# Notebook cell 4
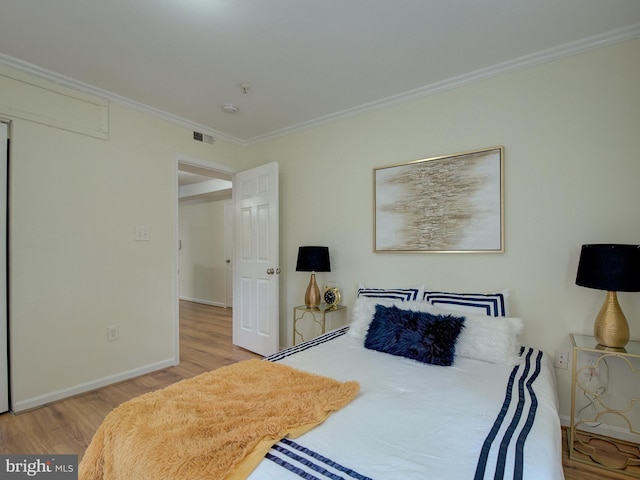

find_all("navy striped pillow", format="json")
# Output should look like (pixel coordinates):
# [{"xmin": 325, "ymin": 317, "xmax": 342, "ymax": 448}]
[
  {"xmin": 422, "ymin": 290, "xmax": 508, "ymax": 317},
  {"xmin": 357, "ymin": 287, "xmax": 422, "ymax": 301}
]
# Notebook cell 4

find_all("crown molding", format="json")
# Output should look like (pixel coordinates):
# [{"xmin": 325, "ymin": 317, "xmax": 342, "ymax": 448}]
[
  {"xmin": 0, "ymin": 53, "xmax": 243, "ymax": 146},
  {"xmin": 1, "ymin": 22, "xmax": 639, "ymax": 148},
  {"xmin": 244, "ymin": 23, "xmax": 640, "ymax": 145}
]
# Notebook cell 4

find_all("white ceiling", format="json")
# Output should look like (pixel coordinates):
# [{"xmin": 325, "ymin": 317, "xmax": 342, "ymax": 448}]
[
  {"xmin": 1, "ymin": 1, "xmax": 640, "ymax": 146},
  {"xmin": 178, "ymin": 164, "xmax": 232, "ymax": 198},
  {"xmin": 178, "ymin": 170, "xmax": 218, "ymax": 187},
  {"xmin": 178, "ymin": 169, "xmax": 232, "ymax": 201}
]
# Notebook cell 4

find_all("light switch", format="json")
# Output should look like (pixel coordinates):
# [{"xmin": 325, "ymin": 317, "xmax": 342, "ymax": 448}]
[{"xmin": 135, "ymin": 226, "xmax": 150, "ymax": 241}]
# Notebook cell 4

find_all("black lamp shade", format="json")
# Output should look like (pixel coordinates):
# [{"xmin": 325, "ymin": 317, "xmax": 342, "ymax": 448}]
[
  {"xmin": 576, "ymin": 244, "xmax": 640, "ymax": 292},
  {"xmin": 296, "ymin": 246, "xmax": 330, "ymax": 272}
]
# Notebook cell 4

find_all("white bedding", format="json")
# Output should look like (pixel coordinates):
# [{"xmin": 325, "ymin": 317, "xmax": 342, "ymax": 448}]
[{"xmin": 249, "ymin": 327, "xmax": 564, "ymax": 480}]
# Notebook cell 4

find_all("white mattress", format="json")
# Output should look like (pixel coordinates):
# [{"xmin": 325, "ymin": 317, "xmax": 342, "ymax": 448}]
[{"xmin": 249, "ymin": 327, "xmax": 564, "ymax": 480}]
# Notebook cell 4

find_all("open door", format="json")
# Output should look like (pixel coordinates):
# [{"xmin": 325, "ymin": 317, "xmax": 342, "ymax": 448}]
[{"xmin": 232, "ymin": 162, "xmax": 279, "ymax": 356}]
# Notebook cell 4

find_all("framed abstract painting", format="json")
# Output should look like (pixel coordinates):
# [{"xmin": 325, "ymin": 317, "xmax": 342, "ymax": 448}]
[{"xmin": 374, "ymin": 146, "xmax": 504, "ymax": 253}]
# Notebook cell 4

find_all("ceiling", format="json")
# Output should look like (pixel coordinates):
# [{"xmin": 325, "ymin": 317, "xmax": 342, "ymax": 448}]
[
  {"xmin": 178, "ymin": 164, "xmax": 232, "ymax": 199},
  {"xmin": 1, "ymin": 1, "xmax": 640, "ymax": 146}
]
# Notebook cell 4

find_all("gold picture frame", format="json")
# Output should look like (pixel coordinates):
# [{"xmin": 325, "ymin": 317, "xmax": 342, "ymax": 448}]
[{"xmin": 374, "ymin": 146, "xmax": 504, "ymax": 253}]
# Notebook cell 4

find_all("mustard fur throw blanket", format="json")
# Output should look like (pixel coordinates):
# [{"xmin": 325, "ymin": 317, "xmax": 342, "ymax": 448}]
[{"xmin": 79, "ymin": 359, "xmax": 359, "ymax": 480}]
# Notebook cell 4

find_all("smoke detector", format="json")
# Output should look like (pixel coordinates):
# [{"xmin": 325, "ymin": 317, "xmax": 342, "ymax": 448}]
[{"xmin": 221, "ymin": 103, "xmax": 238, "ymax": 114}]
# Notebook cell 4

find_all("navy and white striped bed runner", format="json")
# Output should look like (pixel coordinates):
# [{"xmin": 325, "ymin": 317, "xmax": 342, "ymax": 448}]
[
  {"xmin": 265, "ymin": 328, "xmax": 543, "ymax": 479},
  {"xmin": 265, "ymin": 326, "xmax": 350, "ymax": 362},
  {"xmin": 266, "ymin": 438, "xmax": 373, "ymax": 480},
  {"xmin": 474, "ymin": 346, "xmax": 543, "ymax": 480},
  {"xmin": 265, "ymin": 327, "xmax": 373, "ymax": 479}
]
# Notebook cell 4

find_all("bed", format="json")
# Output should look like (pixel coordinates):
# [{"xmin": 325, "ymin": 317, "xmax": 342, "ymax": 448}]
[{"xmin": 79, "ymin": 288, "xmax": 564, "ymax": 480}]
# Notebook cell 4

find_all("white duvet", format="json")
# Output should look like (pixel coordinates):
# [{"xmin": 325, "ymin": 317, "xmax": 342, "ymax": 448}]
[{"xmin": 248, "ymin": 327, "xmax": 564, "ymax": 480}]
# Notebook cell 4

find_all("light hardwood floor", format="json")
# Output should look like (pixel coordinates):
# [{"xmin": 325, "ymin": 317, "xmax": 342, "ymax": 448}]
[
  {"xmin": 562, "ymin": 427, "xmax": 639, "ymax": 479},
  {"xmin": 0, "ymin": 300, "xmax": 260, "ymax": 457},
  {"xmin": 0, "ymin": 300, "xmax": 636, "ymax": 479}
]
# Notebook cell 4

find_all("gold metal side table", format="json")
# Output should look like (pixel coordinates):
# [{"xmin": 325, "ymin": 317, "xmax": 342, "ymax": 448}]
[
  {"xmin": 569, "ymin": 333, "xmax": 640, "ymax": 477},
  {"xmin": 293, "ymin": 304, "xmax": 347, "ymax": 345}
]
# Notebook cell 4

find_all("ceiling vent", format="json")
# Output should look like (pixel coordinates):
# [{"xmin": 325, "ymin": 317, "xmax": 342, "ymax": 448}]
[{"xmin": 193, "ymin": 131, "xmax": 214, "ymax": 144}]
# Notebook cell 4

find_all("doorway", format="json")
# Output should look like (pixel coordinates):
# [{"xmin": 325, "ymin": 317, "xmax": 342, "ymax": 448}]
[
  {"xmin": 175, "ymin": 158, "xmax": 280, "ymax": 358},
  {"xmin": 174, "ymin": 156, "xmax": 236, "ymax": 362},
  {"xmin": 177, "ymin": 159, "xmax": 234, "ymax": 306}
]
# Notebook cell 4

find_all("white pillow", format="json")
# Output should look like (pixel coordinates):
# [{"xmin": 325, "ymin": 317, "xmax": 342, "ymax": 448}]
[
  {"xmin": 456, "ymin": 314, "xmax": 523, "ymax": 366},
  {"xmin": 348, "ymin": 297, "xmax": 523, "ymax": 366},
  {"xmin": 348, "ymin": 297, "xmax": 384, "ymax": 340}
]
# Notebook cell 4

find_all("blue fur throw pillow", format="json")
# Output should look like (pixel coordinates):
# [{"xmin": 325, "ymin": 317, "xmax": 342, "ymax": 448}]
[{"xmin": 364, "ymin": 304, "xmax": 465, "ymax": 366}]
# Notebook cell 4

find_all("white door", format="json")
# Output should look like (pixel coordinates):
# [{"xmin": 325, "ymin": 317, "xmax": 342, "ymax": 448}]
[
  {"xmin": 232, "ymin": 162, "xmax": 279, "ymax": 356},
  {"xmin": 0, "ymin": 122, "xmax": 8, "ymax": 413},
  {"xmin": 224, "ymin": 200, "xmax": 233, "ymax": 308}
]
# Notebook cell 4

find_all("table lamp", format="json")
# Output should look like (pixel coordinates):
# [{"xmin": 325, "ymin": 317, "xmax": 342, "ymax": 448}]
[
  {"xmin": 296, "ymin": 246, "xmax": 330, "ymax": 308},
  {"xmin": 575, "ymin": 244, "xmax": 640, "ymax": 349}
]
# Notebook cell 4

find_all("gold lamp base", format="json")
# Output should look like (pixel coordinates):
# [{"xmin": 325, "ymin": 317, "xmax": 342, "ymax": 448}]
[
  {"xmin": 304, "ymin": 272, "xmax": 321, "ymax": 309},
  {"xmin": 593, "ymin": 291, "xmax": 629, "ymax": 349}
]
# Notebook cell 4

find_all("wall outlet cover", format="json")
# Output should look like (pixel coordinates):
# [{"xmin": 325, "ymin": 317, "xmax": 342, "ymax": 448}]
[{"xmin": 554, "ymin": 350, "xmax": 569, "ymax": 369}]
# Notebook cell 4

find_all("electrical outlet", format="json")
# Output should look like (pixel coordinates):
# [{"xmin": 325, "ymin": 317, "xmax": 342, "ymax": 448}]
[
  {"xmin": 107, "ymin": 325, "xmax": 119, "ymax": 342},
  {"xmin": 554, "ymin": 350, "xmax": 569, "ymax": 369},
  {"xmin": 582, "ymin": 352, "xmax": 600, "ymax": 376}
]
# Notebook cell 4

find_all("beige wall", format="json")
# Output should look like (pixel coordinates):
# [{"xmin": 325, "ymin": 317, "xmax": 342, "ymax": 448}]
[
  {"xmin": 6, "ymin": 81, "xmax": 250, "ymax": 410},
  {"xmin": 178, "ymin": 198, "xmax": 227, "ymax": 306},
  {"xmin": 3, "ymin": 38, "xmax": 639, "ymax": 423},
  {"xmin": 246, "ymin": 38, "xmax": 640, "ymax": 423}
]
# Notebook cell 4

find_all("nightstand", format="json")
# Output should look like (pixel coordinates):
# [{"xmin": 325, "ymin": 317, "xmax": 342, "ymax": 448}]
[
  {"xmin": 569, "ymin": 333, "xmax": 640, "ymax": 477},
  {"xmin": 293, "ymin": 304, "xmax": 347, "ymax": 345}
]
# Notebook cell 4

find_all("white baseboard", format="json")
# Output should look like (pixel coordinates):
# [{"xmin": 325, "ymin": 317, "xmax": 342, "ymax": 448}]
[
  {"xmin": 179, "ymin": 296, "xmax": 226, "ymax": 308},
  {"xmin": 12, "ymin": 358, "xmax": 177, "ymax": 413}
]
